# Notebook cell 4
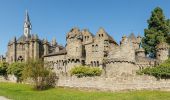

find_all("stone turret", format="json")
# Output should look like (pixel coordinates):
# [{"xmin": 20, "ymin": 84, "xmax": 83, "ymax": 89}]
[
  {"xmin": 43, "ymin": 38, "xmax": 49, "ymax": 55},
  {"xmin": 136, "ymin": 48, "xmax": 145, "ymax": 57},
  {"xmin": 106, "ymin": 35, "xmax": 137, "ymax": 77},
  {"xmin": 66, "ymin": 28, "xmax": 83, "ymax": 58},
  {"xmin": 128, "ymin": 33, "xmax": 141, "ymax": 50},
  {"xmin": 51, "ymin": 38, "xmax": 57, "ymax": 46},
  {"xmin": 156, "ymin": 42, "xmax": 169, "ymax": 62},
  {"xmin": 34, "ymin": 34, "xmax": 39, "ymax": 59},
  {"xmin": 25, "ymin": 38, "xmax": 29, "ymax": 61},
  {"xmin": 12, "ymin": 37, "xmax": 17, "ymax": 62},
  {"xmin": 137, "ymin": 35, "xmax": 142, "ymax": 47},
  {"xmin": 66, "ymin": 28, "xmax": 84, "ymax": 71}
]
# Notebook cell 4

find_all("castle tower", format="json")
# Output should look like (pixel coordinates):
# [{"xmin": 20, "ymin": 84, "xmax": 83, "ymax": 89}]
[
  {"xmin": 24, "ymin": 10, "xmax": 31, "ymax": 38},
  {"xmin": 29, "ymin": 35, "xmax": 34, "ymax": 59},
  {"xmin": 43, "ymin": 38, "xmax": 49, "ymax": 55},
  {"xmin": 34, "ymin": 34, "xmax": 39, "ymax": 59},
  {"xmin": 128, "ymin": 33, "xmax": 141, "ymax": 50},
  {"xmin": 156, "ymin": 42, "xmax": 169, "ymax": 61},
  {"xmin": 12, "ymin": 37, "xmax": 16, "ymax": 62},
  {"xmin": 25, "ymin": 38, "xmax": 29, "ymax": 61},
  {"xmin": 51, "ymin": 37, "xmax": 57, "ymax": 46},
  {"xmin": 66, "ymin": 28, "xmax": 84, "ymax": 71},
  {"xmin": 136, "ymin": 48, "xmax": 145, "ymax": 57},
  {"xmin": 66, "ymin": 28, "xmax": 83, "ymax": 58},
  {"xmin": 137, "ymin": 35, "xmax": 142, "ymax": 46}
]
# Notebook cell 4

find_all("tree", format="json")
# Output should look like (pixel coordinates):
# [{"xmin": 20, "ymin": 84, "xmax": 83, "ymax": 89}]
[
  {"xmin": 7, "ymin": 62, "xmax": 25, "ymax": 82},
  {"xmin": 137, "ymin": 58, "xmax": 170, "ymax": 79},
  {"xmin": 142, "ymin": 7, "xmax": 170, "ymax": 57},
  {"xmin": 0, "ymin": 62, "xmax": 9, "ymax": 77},
  {"xmin": 22, "ymin": 59, "xmax": 57, "ymax": 90}
]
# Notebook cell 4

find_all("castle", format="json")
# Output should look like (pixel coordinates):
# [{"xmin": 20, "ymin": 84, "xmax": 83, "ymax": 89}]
[{"xmin": 6, "ymin": 11, "xmax": 170, "ymax": 77}]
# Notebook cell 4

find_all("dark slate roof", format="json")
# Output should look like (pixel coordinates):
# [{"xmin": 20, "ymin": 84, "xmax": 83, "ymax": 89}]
[
  {"xmin": 128, "ymin": 33, "xmax": 136, "ymax": 40},
  {"xmin": 17, "ymin": 35, "xmax": 31, "ymax": 42},
  {"xmin": 43, "ymin": 49, "xmax": 67, "ymax": 57}
]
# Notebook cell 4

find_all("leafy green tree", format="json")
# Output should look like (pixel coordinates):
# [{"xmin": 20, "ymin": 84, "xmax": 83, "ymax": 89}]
[
  {"xmin": 137, "ymin": 58, "xmax": 170, "ymax": 79},
  {"xmin": 0, "ymin": 62, "xmax": 9, "ymax": 77},
  {"xmin": 142, "ymin": 7, "xmax": 170, "ymax": 57},
  {"xmin": 22, "ymin": 59, "xmax": 57, "ymax": 90},
  {"xmin": 7, "ymin": 62, "xmax": 25, "ymax": 82}
]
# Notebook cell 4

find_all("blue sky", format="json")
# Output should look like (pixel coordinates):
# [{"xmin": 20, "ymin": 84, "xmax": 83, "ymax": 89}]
[{"xmin": 0, "ymin": 0, "xmax": 170, "ymax": 55}]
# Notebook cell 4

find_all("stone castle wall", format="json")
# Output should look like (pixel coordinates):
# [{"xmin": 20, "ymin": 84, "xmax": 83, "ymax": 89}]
[{"xmin": 57, "ymin": 75, "xmax": 170, "ymax": 91}]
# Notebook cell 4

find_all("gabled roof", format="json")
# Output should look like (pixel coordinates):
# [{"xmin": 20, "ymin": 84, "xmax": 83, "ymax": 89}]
[
  {"xmin": 128, "ymin": 33, "xmax": 136, "ymax": 40},
  {"xmin": 96, "ymin": 28, "xmax": 118, "ymax": 44},
  {"xmin": 81, "ymin": 29, "xmax": 94, "ymax": 37}
]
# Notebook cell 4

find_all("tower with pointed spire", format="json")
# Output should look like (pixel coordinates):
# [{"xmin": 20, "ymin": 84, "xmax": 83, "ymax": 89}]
[
  {"xmin": 6, "ymin": 10, "xmax": 62, "ymax": 63},
  {"xmin": 24, "ymin": 10, "xmax": 32, "ymax": 38}
]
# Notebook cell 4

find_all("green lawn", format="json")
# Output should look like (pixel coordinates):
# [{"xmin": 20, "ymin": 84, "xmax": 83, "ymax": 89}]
[{"xmin": 0, "ymin": 82, "xmax": 170, "ymax": 100}]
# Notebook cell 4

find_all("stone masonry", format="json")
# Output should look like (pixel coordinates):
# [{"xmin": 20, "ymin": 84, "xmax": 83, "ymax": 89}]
[{"xmin": 3, "ymin": 11, "xmax": 170, "ymax": 91}]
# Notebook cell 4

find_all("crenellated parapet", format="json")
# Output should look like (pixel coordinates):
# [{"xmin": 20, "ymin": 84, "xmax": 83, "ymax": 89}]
[{"xmin": 156, "ymin": 42, "xmax": 169, "ymax": 62}]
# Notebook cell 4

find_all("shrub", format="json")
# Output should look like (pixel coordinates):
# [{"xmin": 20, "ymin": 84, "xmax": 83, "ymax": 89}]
[
  {"xmin": 137, "ymin": 58, "xmax": 170, "ymax": 79},
  {"xmin": 22, "ymin": 59, "xmax": 58, "ymax": 90},
  {"xmin": 0, "ymin": 61, "xmax": 9, "ymax": 77},
  {"xmin": 70, "ymin": 66, "xmax": 102, "ymax": 78},
  {"xmin": 7, "ymin": 62, "xmax": 25, "ymax": 82}
]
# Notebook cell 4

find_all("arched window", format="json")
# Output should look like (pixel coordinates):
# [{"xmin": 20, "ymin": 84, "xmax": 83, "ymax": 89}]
[
  {"xmin": 17, "ymin": 56, "xmax": 24, "ymax": 62},
  {"xmin": 97, "ymin": 61, "xmax": 99, "ymax": 66},
  {"xmin": 91, "ymin": 61, "xmax": 93, "ymax": 66},
  {"xmin": 94, "ymin": 61, "xmax": 96, "ymax": 67},
  {"xmin": 92, "ymin": 45, "xmax": 94, "ymax": 52}
]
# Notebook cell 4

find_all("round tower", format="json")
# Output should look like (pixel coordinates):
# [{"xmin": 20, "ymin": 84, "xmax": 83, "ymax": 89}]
[
  {"xmin": 12, "ymin": 37, "xmax": 17, "ymax": 62},
  {"xmin": 135, "ymin": 48, "xmax": 145, "ymax": 57},
  {"xmin": 34, "ymin": 34, "xmax": 39, "ymax": 59},
  {"xmin": 43, "ymin": 38, "xmax": 49, "ymax": 56},
  {"xmin": 156, "ymin": 42, "xmax": 169, "ymax": 61},
  {"xmin": 66, "ymin": 28, "xmax": 83, "ymax": 58},
  {"xmin": 51, "ymin": 37, "xmax": 57, "ymax": 46}
]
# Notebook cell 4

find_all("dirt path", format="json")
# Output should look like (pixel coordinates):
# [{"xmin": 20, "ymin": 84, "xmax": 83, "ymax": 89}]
[{"xmin": 0, "ymin": 96, "xmax": 11, "ymax": 100}]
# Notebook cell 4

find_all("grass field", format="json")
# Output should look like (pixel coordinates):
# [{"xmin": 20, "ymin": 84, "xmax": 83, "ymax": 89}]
[{"xmin": 0, "ymin": 82, "xmax": 170, "ymax": 100}]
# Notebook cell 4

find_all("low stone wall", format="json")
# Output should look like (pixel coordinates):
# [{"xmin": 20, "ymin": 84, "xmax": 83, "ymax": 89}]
[
  {"xmin": 0, "ymin": 75, "xmax": 17, "ymax": 83},
  {"xmin": 1, "ymin": 74, "xmax": 170, "ymax": 91},
  {"xmin": 57, "ymin": 75, "xmax": 170, "ymax": 91}
]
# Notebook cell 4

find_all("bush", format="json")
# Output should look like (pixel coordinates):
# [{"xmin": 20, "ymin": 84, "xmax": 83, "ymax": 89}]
[
  {"xmin": 7, "ymin": 62, "xmax": 25, "ymax": 82},
  {"xmin": 70, "ymin": 66, "xmax": 102, "ymax": 78},
  {"xmin": 137, "ymin": 58, "xmax": 170, "ymax": 79},
  {"xmin": 0, "ymin": 62, "xmax": 9, "ymax": 77},
  {"xmin": 22, "ymin": 59, "xmax": 58, "ymax": 90}
]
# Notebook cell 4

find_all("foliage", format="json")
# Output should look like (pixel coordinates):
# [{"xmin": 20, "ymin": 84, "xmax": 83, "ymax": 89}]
[
  {"xmin": 22, "ymin": 59, "xmax": 58, "ymax": 90},
  {"xmin": 137, "ymin": 58, "xmax": 170, "ymax": 79},
  {"xmin": 0, "ymin": 82, "xmax": 170, "ymax": 100},
  {"xmin": 70, "ymin": 66, "xmax": 102, "ymax": 78},
  {"xmin": 0, "ymin": 61, "xmax": 9, "ymax": 76},
  {"xmin": 7, "ymin": 62, "xmax": 25, "ymax": 82},
  {"xmin": 142, "ymin": 7, "xmax": 170, "ymax": 57}
]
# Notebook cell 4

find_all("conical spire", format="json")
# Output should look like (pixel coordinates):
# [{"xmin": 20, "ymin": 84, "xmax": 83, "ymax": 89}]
[
  {"xmin": 24, "ymin": 10, "xmax": 31, "ymax": 28},
  {"xmin": 24, "ymin": 10, "xmax": 32, "ymax": 37},
  {"xmin": 25, "ymin": 10, "xmax": 30, "ymax": 22}
]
